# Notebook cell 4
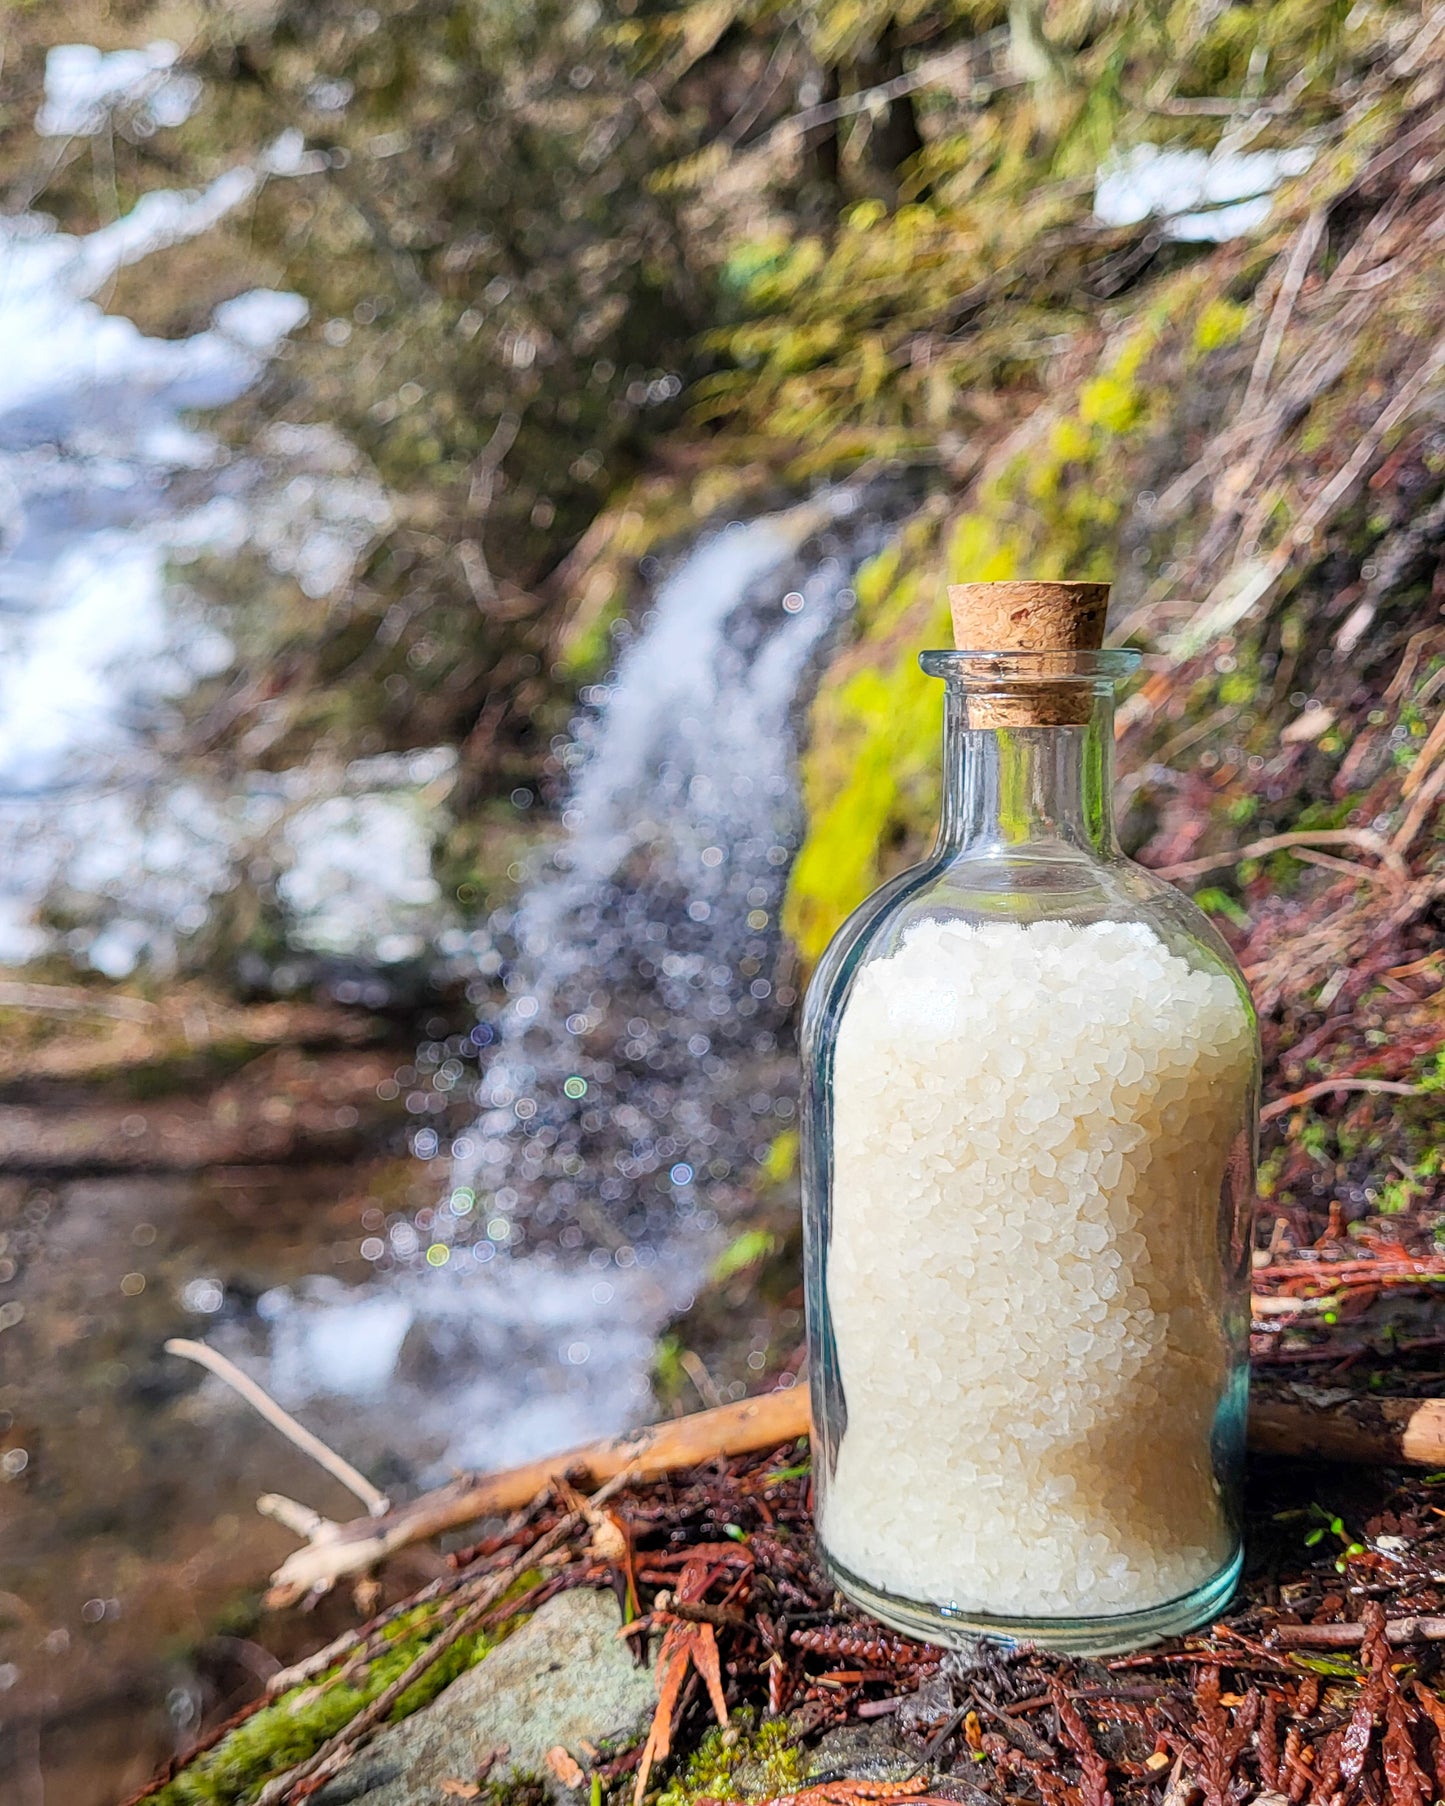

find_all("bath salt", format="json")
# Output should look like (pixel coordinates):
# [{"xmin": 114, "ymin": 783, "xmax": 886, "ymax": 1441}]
[{"xmin": 821, "ymin": 916, "xmax": 1254, "ymax": 1621}]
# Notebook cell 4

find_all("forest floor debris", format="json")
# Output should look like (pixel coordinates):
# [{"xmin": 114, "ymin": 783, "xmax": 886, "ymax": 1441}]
[{"xmin": 130, "ymin": 1382, "xmax": 1445, "ymax": 1806}]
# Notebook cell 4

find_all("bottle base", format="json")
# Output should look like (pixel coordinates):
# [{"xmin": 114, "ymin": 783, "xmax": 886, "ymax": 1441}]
[{"xmin": 820, "ymin": 1547, "xmax": 1243, "ymax": 1656}]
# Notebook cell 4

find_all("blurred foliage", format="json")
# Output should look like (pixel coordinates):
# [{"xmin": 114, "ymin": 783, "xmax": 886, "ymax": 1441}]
[
  {"xmin": 622, "ymin": 0, "xmax": 1392, "ymax": 460},
  {"xmin": 6, "ymin": 0, "xmax": 1445, "ymax": 1001},
  {"xmin": 0, "ymin": 0, "xmax": 718, "ymax": 803}
]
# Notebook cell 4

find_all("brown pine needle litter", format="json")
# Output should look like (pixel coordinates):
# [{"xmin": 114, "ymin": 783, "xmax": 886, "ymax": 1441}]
[{"xmin": 131, "ymin": 1427, "xmax": 1445, "ymax": 1806}]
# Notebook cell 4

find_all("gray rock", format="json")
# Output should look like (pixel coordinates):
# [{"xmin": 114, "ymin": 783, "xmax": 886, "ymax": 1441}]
[
  {"xmin": 803, "ymin": 1720, "xmax": 909, "ymax": 1781},
  {"xmin": 314, "ymin": 1587, "xmax": 657, "ymax": 1806}
]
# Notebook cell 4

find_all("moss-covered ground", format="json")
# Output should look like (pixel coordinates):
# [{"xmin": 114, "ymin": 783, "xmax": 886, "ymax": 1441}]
[{"xmin": 135, "ymin": 1595, "xmax": 530, "ymax": 1806}]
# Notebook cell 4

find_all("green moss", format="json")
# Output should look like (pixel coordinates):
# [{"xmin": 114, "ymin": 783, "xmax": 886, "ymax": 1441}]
[
  {"xmin": 557, "ymin": 597, "xmax": 626, "ymax": 681},
  {"xmin": 1194, "ymin": 887, "xmax": 1252, "ymax": 930},
  {"xmin": 655, "ymin": 1712, "xmax": 809, "ymax": 1806},
  {"xmin": 1193, "ymin": 298, "xmax": 1254, "ymax": 354},
  {"xmin": 652, "ymin": 1332, "xmax": 690, "ymax": 1409},
  {"xmin": 780, "ymin": 511, "xmax": 950, "ymax": 964},
  {"xmin": 136, "ymin": 1600, "xmax": 534, "ymax": 1806},
  {"xmin": 782, "ymin": 298, "xmax": 1193, "ymax": 967}
]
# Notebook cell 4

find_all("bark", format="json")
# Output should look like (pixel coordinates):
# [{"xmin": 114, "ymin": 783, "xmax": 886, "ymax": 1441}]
[{"xmin": 1248, "ymin": 1380, "xmax": 1445, "ymax": 1469}]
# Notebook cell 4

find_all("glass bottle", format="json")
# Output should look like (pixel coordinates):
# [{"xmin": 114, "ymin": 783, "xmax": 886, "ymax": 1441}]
[{"xmin": 801, "ymin": 617, "xmax": 1259, "ymax": 1655}]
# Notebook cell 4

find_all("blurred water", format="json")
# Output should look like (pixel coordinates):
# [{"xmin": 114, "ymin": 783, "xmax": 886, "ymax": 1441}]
[
  {"xmin": 453, "ymin": 496, "xmax": 874, "ymax": 1256},
  {"xmin": 0, "ymin": 113, "xmax": 405, "ymax": 976},
  {"xmin": 218, "ymin": 497, "xmax": 884, "ymax": 1477},
  {"xmin": 0, "ymin": 40, "xmax": 901, "ymax": 1798}
]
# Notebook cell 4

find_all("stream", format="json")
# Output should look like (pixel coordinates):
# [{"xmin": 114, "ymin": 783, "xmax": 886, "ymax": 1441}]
[
  {"xmin": 0, "ymin": 499, "xmax": 880, "ymax": 1800},
  {"xmin": 0, "ymin": 46, "xmax": 893, "ymax": 1799}
]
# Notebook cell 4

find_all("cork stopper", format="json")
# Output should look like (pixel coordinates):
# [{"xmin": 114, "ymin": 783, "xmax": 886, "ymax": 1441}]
[{"xmin": 946, "ymin": 580, "xmax": 1111, "ymax": 727}]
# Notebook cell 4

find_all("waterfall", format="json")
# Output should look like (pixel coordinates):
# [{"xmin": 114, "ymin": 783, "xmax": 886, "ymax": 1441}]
[
  {"xmin": 449, "ymin": 491, "xmax": 880, "ymax": 1257},
  {"xmin": 224, "ymin": 490, "xmax": 892, "ymax": 1475}
]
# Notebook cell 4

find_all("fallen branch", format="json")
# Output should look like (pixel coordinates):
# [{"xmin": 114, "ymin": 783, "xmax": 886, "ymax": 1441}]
[
  {"xmin": 265, "ymin": 1382, "xmax": 1445, "ymax": 1605},
  {"xmin": 1247, "ymin": 1386, "xmax": 1445, "ymax": 1470},
  {"xmin": 265, "ymin": 1386, "xmax": 808, "ymax": 1605}
]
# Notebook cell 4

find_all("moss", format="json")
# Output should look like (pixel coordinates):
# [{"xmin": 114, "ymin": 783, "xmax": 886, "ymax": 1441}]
[
  {"xmin": 1193, "ymin": 298, "xmax": 1254, "ymax": 354},
  {"xmin": 136, "ymin": 1599, "xmax": 534, "ymax": 1806},
  {"xmin": 652, "ymin": 1331, "xmax": 691, "ymax": 1409},
  {"xmin": 783, "ymin": 517, "xmax": 949, "ymax": 966},
  {"xmin": 477, "ymin": 1775, "xmax": 549, "ymax": 1806},
  {"xmin": 656, "ymin": 1712, "xmax": 809, "ymax": 1806},
  {"xmin": 782, "ymin": 293, "xmax": 1197, "ymax": 967}
]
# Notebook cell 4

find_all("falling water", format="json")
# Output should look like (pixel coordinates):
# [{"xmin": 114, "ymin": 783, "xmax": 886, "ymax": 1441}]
[
  {"xmin": 451, "ymin": 490, "xmax": 882, "ymax": 1256},
  {"xmin": 2, "ymin": 41, "xmax": 899, "ymax": 1784},
  {"xmin": 221, "ymin": 489, "xmax": 892, "ymax": 1477}
]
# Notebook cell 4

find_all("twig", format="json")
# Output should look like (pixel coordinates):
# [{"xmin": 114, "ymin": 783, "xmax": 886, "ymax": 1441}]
[
  {"xmin": 256, "ymin": 1476, "xmax": 629, "ymax": 1806},
  {"xmin": 1400, "ymin": 704, "xmax": 1445, "ymax": 803},
  {"xmin": 1252, "ymin": 1294, "xmax": 1342, "ymax": 1316},
  {"xmin": 1268, "ymin": 1619, "xmax": 1445, "ymax": 1649},
  {"xmin": 1284, "ymin": 335, "xmax": 1445, "ymax": 556},
  {"xmin": 257, "ymin": 1494, "xmax": 341, "ymax": 1541},
  {"xmin": 1155, "ymin": 828, "xmax": 1408, "ymax": 887},
  {"xmin": 1290, "ymin": 848, "xmax": 1383, "ymax": 884},
  {"xmin": 1238, "ymin": 209, "xmax": 1326, "ymax": 420},
  {"xmin": 1260, "ymin": 1078, "xmax": 1426, "ymax": 1122},
  {"xmin": 166, "ymin": 1338, "xmax": 389, "ymax": 1517},
  {"xmin": 0, "ymin": 981, "xmax": 158, "ymax": 1022},
  {"xmin": 1392, "ymin": 753, "xmax": 1445, "ymax": 856},
  {"xmin": 750, "ymin": 36, "xmax": 1007, "ymax": 151},
  {"xmin": 265, "ymin": 1387, "xmax": 810, "ymax": 1604}
]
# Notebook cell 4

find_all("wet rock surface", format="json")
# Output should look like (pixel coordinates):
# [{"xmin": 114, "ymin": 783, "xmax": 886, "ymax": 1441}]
[{"xmin": 313, "ymin": 1589, "xmax": 657, "ymax": 1806}]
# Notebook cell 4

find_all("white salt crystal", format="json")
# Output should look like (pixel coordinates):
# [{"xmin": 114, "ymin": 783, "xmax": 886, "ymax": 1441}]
[{"xmin": 821, "ymin": 917, "xmax": 1253, "ymax": 1621}]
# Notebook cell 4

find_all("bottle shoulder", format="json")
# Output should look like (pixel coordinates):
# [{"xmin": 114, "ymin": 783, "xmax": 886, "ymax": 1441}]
[
  {"xmin": 800, "ymin": 855, "xmax": 948, "ymax": 1052},
  {"xmin": 801, "ymin": 844, "xmax": 1257, "ymax": 1052}
]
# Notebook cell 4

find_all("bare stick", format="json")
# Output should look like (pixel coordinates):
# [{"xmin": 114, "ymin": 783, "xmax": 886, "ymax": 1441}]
[
  {"xmin": 1248, "ymin": 1386, "xmax": 1445, "ymax": 1470},
  {"xmin": 166, "ymin": 1338, "xmax": 389, "ymax": 1517},
  {"xmin": 1268, "ymin": 1618, "xmax": 1445, "ymax": 1649},
  {"xmin": 1237, "ymin": 209, "xmax": 1326, "ymax": 420},
  {"xmin": 257, "ymin": 1494, "xmax": 341, "ymax": 1540},
  {"xmin": 266, "ymin": 1386, "xmax": 808, "ymax": 1604},
  {"xmin": 1393, "ymin": 752, "xmax": 1445, "ymax": 857},
  {"xmin": 1155, "ymin": 828, "xmax": 1408, "ymax": 887},
  {"xmin": 1260, "ymin": 1078, "xmax": 1425, "ymax": 1122},
  {"xmin": 0, "ymin": 981, "xmax": 158, "ymax": 1022}
]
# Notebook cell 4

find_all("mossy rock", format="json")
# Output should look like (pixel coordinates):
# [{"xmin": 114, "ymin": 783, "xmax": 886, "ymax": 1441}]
[{"xmin": 309, "ymin": 1588, "xmax": 657, "ymax": 1806}]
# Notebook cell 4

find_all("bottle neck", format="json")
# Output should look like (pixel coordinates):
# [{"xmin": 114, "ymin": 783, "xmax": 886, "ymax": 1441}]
[{"xmin": 937, "ymin": 687, "xmax": 1118, "ymax": 859}]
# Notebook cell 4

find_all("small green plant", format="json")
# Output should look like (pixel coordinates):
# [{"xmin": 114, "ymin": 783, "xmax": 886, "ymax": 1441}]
[
  {"xmin": 1194, "ymin": 887, "xmax": 1251, "ymax": 930},
  {"xmin": 1302, "ymin": 1506, "xmax": 1366, "ymax": 1574}
]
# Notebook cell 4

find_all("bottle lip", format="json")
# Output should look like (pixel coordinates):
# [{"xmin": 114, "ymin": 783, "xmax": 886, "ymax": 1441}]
[{"xmin": 919, "ymin": 648, "xmax": 1142, "ymax": 684}]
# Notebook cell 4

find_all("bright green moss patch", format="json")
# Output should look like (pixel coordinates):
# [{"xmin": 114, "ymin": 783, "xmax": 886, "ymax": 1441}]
[
  {"xmin": 656, "ymin": 1712, "xmax": 809, "ymax": 1806},
  {"xmin": 137, "ymin": 1598, "xmax": 534, "ymax": 1806}
]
